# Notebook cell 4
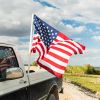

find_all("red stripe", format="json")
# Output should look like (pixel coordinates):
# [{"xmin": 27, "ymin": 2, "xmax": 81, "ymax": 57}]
[
  {"xmin": 36, "ymin": 47, "xmax": 41, "ymax": 61},
  {"xmin": 51, "ymin": 44, "xmax": 75, "ymax": 55},
  {"xmin": 54, "ymin": 38, "xmax": 59, "ymax": 42},
  {"xmin": 58, "ymin": 32, "xmax": 70, "ymax": 40},
  {"xmin": 32, "ymin": 43, "xmax": 37, "ymax": 46},
  {"xmin": 33, "ymin": 36, "xmax": 39, "ymax": 40},
  {"xmin": 66, "ymin": 41, "xmax": 83, "ymax": 54},
  {"xmin": 36, "ymin": 42, "xmax": 45, "ymax": 59},
  {"xmin": 77, "ymin": 42, "xmax": 85, "ymax": 50},
  {"xmin": 43, "ymin": 57, "xmax": 66, "ymax": 70},
  {"xmin": 33, "ymin": 37, "xmax": 40, "ymax": 42},
  {"xmin": 31, "ymin": 48, "xmax": 36, "ymax": 53},
  {"xmin": 48, "ymin": 51, "xmax": 69, "ymax": 63},
  {"xmin": 37, "ymin": 61, "xmax": 63, "ymax": 78}
]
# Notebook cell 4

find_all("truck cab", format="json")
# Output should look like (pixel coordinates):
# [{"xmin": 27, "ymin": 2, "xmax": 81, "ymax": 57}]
[{"xmin": 0, "ymin": 43, "xmax": 63, "ymax": 100}]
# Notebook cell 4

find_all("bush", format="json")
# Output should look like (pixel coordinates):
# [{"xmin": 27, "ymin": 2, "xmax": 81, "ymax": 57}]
[
  {"xmin": 66, "ymin": 65, "xmax": 85, "ymax": 75},
  {"xmin": 65, "ymin": 64, "xmax": 99, "ymax": 75},
  {"xmin": 83, "ymin": 64, "xmax": 95, "ymax": 74}
]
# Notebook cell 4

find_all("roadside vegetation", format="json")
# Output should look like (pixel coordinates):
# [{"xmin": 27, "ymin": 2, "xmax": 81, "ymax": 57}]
[{"xmin": 64, "ymin": 64, "xmax": 100, "ymax": 93}]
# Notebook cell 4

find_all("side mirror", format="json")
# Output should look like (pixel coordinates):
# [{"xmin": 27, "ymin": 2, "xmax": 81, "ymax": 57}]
[{"xmin": 6, "ymin": 67, "xmax": 24, "ymax": 80}]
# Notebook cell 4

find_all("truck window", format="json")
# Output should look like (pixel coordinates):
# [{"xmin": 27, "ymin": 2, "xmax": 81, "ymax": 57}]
[{"xmin": 0, "ymin": 46, "xmax": 19, "ymax": 72}]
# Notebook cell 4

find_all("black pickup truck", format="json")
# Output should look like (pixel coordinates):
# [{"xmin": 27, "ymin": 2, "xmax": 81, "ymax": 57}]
[{"xmin": 0, "ymin": 43, "xmax": 63, "ymax": 100}]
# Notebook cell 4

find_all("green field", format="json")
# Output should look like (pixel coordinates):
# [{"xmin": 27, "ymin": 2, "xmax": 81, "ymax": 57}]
[{"xmin": 64, "ymin": 74, "xmax": 100, "ymax": 93}]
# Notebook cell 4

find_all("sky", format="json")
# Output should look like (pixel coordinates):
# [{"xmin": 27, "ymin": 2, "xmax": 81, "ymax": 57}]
[{"xmin": 0, "ymin": 0, "xmax": 100, "ymax": 67}]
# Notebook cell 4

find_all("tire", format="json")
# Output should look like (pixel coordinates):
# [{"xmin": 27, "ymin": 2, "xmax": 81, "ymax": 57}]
[
  {"xmin": 47, "ymin": 94, "xmax": 56, "ymax": 100},
  {"xmin": 59, "ymin": 87, "xmax": 63, "ymax": 94},
  {"xmin": 47, "ymin": 88, "xmax": 59, "ymax": 100}
]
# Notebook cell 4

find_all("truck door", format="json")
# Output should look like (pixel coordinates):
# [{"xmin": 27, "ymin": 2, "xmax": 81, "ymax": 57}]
[{"xmin": 0, "ymin": 46, "xmax": 28, "ymax": 100}]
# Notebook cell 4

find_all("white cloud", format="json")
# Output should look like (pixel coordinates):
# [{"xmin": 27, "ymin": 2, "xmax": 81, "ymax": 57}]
[
  {"xmin": 69, "ymin": 48, "xmax": 100, "ymax": 66},
  {"xmin": 65, "ymin": 25, "xmax": 85, "ymax": 34},
  {"xmin": 73, "ymin": 38, "xmax": 82, "ymax": 41},
  {"xmin": 92, "ymin": 36, "xmax": 100, "ymax": 41},
  {"xmin": 0, "ymin": 36, "xmax": 29, "ymax": 50},
  {"xmin": 0, "ymin": 36, "xmax": 19, "ymax": 44},
  {"xmin": 34, "ymin": 0, "xmax": 100, "ymax": 24},
  {"xmin": 0, "ymin": 0, "xmax": 33, "ymax": 36}
]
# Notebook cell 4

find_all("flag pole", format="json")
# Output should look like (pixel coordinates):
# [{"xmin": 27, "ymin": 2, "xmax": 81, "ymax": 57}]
[
  {"xmin": 29, "ymin": 13, "xmax": 34, "ymax": 53},
  {"xmin": 28, "ymin": 13, "xmax": 34, "ymax": 73}
]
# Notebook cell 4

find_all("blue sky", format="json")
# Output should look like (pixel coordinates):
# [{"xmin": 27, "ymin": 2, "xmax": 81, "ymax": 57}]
[{"xmin": 0, "ymin": 0, "xmax": 100, "ymax": 67}]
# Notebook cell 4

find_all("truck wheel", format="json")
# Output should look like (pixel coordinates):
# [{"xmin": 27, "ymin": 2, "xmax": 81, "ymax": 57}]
[
  {"xmin": 47, "ymin": 94, "xmax": 56, "ymax": 100},
  {"xmin": 47, "ymin": 88, "xmax": 59, "ymax": 100}
]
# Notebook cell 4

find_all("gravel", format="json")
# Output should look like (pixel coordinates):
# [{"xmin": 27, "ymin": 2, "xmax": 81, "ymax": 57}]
[{"xmin": 59, "ymin": 82, "xmax": 99, "ymax": 100}]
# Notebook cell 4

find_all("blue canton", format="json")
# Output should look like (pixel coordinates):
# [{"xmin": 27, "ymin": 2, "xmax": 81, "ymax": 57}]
[{"xmin": 34, "ymin": 15, "xmax": 59, "ymax": 48}]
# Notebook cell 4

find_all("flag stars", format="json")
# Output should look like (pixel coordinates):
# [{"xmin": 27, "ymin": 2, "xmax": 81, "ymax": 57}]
[
  {"xmin": 34, "ymin": 16, "xmax": 59, "ymax": 47},
  {"xmin": 51, "ymin": 30, "xmax": 53, "ymax": 32},
  {"xmin": 52, "ymin": 33, "xmax": 54, "ymax": 35},
  {"xmin": 34, "ymin": 21, "xmax": 36, "ymax": 24},
  {"xmin": 38, "ymin": 20, "xmax": 41, "ymax": 22},
  {"xmin": 43, "ymin": 23, "xmax": 45, "ymax": 26},
  {"xmin": 50, "ymin": 40, "xmax": 52, "ymax": 42},
  {"xmin": 40, "ymin": 30, "xmax": 42, "ymax": 33},
  {"xmin": 53, "ymin": 37, "xmax": 55, "ymax": 39},
  {"xmin": 37, "ymin": 27, "xmax": 39, "ymax": 29},
  {"xmin": 55, "ymin": 33, "xmax": 57, "ymax": 35},
  {"xmin": 48, "ymin": 34, "xmax": 51, "ymax": 36}
]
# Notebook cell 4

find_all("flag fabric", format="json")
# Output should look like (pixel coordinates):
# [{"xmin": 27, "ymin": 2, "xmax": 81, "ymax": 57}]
[{"xmin": 31, "ymin": 15, "xmax": 85, "ymax": 78}]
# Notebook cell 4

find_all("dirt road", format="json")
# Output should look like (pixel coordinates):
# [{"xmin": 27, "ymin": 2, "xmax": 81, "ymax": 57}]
[{"xmin": 59, "ymin": 82, "xmax": 99, "ymax": 100}]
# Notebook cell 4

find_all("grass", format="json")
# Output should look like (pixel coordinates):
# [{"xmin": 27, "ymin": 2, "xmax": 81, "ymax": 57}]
[{"xmin": 64, "ymin": 74, "xmax": 100, "ymax": 93}]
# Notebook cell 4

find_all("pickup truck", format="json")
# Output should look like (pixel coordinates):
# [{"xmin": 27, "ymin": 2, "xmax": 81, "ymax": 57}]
[{"xmin": 0, "ymin": 43, "xmax": 63, "ymax": 100}]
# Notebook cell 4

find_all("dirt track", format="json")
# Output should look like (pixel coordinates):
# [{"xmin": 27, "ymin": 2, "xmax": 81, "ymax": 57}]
[{"xmin": 59, "ymin": 82, "xmax": 99, "ymax": 100}]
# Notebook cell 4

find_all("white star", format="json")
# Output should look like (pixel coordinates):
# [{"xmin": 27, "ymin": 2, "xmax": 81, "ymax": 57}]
[
  {"xmin": 51, "ymin": 30, "xmax": 53, "ymax": 32},
  {"xmin": 55, "ymin": 33, "xmax": 57, "ymax": 35},
  {"xmin": 53, "ymin": 37, "xmax": 55, "ymax": 39},
  {"xmin": 43, "ymin": 23, "xmax": 45, "ymax": 26},
  {"xmin": 52, "ymin": 33, "xmax": 54, "ymax": 35},
  {"xmin": 49, "ymin": 37, "xmax": 51, "ymax": 39},
  {"xmin": 41, "ymin": 37, "xmax": 44, "ymax": 39},
  {"xmin": 40, "ymin": 30, "xmax": 42, "ymax": 32},
  {"xmin": 50, "ymin": 40, "xmax": 52, "ymax": 42},
  {"xmin": 38, "ymin": 27, "xmax": 40, "ymax": 30},
  {"xmin": 38, "ymin": 20, "xmax": 40, "ymax": 22},
  {"xmin": 48, "ymin": 43, "xmax": 50, "ymax": 45}
]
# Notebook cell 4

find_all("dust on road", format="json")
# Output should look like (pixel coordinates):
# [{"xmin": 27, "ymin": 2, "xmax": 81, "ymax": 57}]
[{"xmin": 59, "ymin": 82, "xmax": 99, "ymax": 100}]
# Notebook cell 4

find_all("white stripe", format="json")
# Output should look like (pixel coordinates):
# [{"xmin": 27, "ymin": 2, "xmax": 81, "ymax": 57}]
[
  {"xmin": 53, "ymin": 40, "xmax": 79, "ymax": 54},
  {"xmin": 50, "ymin": 41, "xmax": 78, "ymax": 54},
  {"xmin": 41, "ymin": 42, "xmax": 47, "ymax": 55},
  {"xmin": 39, "ymin": 59, "xmax": 65, "ymax": 74},
  {"xmin": 50, "ymin": 48, "xmax": 70, "ymax": 59},
  {"xmin": 70, "ymin": 40, "xmax": 83, "ymax": 52},
  {"xmin": 31, "ymin": 45, "xmax": 35, "ymax": 49},
  {"xmin": 45, "ymin": 54, "xmax": 67, "ymax": 66},
  {"xmin": 53, "ymin": 44, "xmax": 74, "ymax": 54},
  {"xmin": 62, "ymin": 42, "xmax": 79, "ymax": 54},
  {"xmin": 36, "ymin": 44, "xmax": 43, "ymax": 59},
  {"xmin": 56, "ymin": 36, "xmax": 64, "ymax": 41},
  {"xmin": 36, "ymin": 42, "xmax": 46, "ymax": 58},
  {"xmin": 32, "ymin": 39, "xmax": 38, "ymax": 44}
]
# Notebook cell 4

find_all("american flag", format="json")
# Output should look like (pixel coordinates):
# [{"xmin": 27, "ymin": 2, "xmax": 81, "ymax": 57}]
[{"xmin": 31, "ymin": 15, "xmax": 85, "ymax": 77}]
